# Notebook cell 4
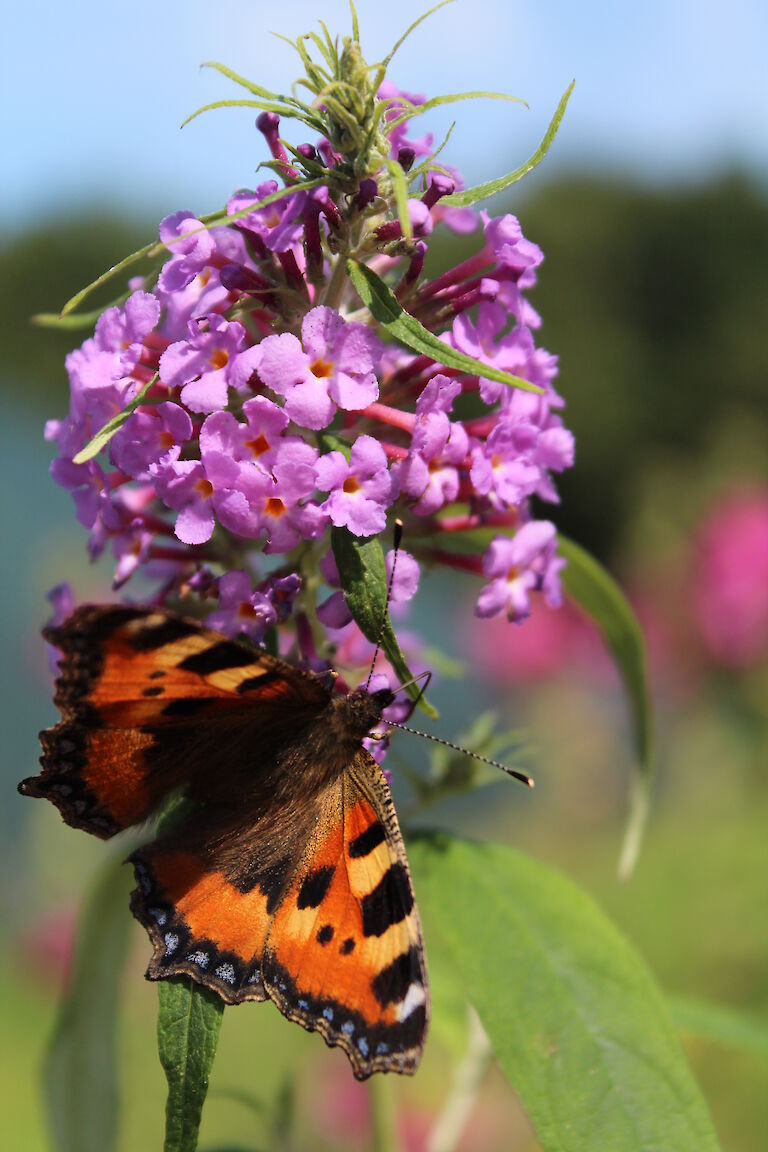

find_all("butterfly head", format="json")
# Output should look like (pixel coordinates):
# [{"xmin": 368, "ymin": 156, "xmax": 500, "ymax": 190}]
[{"xmin": 329, "ymin": 685, "xmax": 395, "ymax": 749}]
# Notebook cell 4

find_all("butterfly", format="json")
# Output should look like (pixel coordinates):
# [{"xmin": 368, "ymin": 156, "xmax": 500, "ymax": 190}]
[{"xmin": 19, "ymin": 604, "xmax": 429, "ymax": 1080}]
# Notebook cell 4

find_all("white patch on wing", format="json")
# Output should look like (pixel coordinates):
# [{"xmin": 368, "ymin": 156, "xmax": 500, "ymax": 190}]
[{"xmin": 396, "ymin": 982, "xmax": 426, "ymax": 1021}]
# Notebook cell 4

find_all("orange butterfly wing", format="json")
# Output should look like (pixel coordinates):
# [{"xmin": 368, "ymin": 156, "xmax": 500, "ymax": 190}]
[
  {"xmin": 22, "ymin": 605, "xmax": 330, "ymax": 837},
  {"xmin": 131, "ymin": 750, "xmax": 429, "ymax": 1079}
]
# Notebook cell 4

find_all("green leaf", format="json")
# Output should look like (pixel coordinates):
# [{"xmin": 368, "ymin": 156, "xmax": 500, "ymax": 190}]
[
  {"xmin": 331, "ymin": 526, "xmax": 437, "ymax": 718},
  {"xmin": 181, "ymin": 99, "xmax": 324, "ymax": 133},
  {"xmin": 557, "ymin": 535, "xmax": 653, "ymax": 879},
  {"xmin": 385, "ymin": 89, "xmax": 527, "ymax": 134},
  {"xmin": 383, "ymin": 158, "xmax": 413, "ymax": 241},
  {"xmin": 200, "ymin": 60, "xmax": 318, "ymax": 117},
  {"xmin": 61, "ymin": 240, "xmax": 163, "ymax": 317},
  {"xmin": 72, "ymin": 373, "xmax": 159, "ymax": 465},
  {"xmin": 670, "ymin": 994, "xmax": 768, "ymax": 1060},
  {"xmin": 441, "ymin": 80, "xmax": 575, "ymax": 207},
  {"xmin": 33, "ymin": 295, "xmax": 129, "ymax": 330},
  {"xmin": 158, "ymin": 980, "xmax": 224, "ymax": 1152},
  {"xmin": 377, "ymin": 0, "xmax": 456, "ymax": 74},
  {"xmin": 346, "ymin": 260, "xmax": 543, "ymax": 394},
  {"xmin": 44, "ymin": 857, "xmax": 133, "ymax": 1152},
  {"xmin": 410, "ymin": 834, "xmax": 721, "ymax": 1152}
]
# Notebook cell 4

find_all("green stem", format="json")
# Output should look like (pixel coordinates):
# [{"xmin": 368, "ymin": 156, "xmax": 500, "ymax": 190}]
[
  {"xmin": 368, "ymin": 1075, "xmax": 398, "ymax": 1152},
  {"xmin": 322, "ymin": 250, "xmax": 351, "ymax": 310},
  {"xmin": 426, "ymin": 1007, "xmax": 492, "ymax": 1152}
]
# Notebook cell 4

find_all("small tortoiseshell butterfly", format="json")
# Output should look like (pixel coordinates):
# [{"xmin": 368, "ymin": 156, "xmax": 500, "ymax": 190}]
[{"xmin": 19, "ymin": 604, "xmax": 429, "ymax": 1079}]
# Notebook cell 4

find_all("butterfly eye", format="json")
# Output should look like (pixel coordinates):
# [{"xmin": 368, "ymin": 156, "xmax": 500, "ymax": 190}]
[{"xmin": 371, "ymin": 687, "xmax": 396, "ymax": 709}]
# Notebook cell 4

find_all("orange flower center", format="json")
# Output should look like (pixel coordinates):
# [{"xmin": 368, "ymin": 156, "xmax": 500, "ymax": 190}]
[
  {"xmin": 209, "ymin": 347, "xmax": 229, "ymax": 370},
  {"xmin": 427, "ymin": 459, "xmax": 442, "ymax": 473},
  {"xmin": 264, "ymin": 496, "xmax": 286, "ymax": 517},
  {"xmin": 506, "ymin": 566, "xmax": 518, "ymax": 583},
  {"xmin": 246, "ymin": 434, "xmax": 270, "ymax": 457},
  {"xmin": 158, "ymin": 431, "xmax": 175, "ymax": 450},
  {"xmin": 196, "ymin": 479, "xmax": 214, "ymax": 499},
  {"xmin": 342, "ymin": 476, "xmax": 361, "ymax": 494},
  {"xmin": 310, "ymin": 358, "xmax": 333, "ymax": 379},
  {"xmin": 237, "ymin": 602, "xmax": 258, "ymax": 618}
]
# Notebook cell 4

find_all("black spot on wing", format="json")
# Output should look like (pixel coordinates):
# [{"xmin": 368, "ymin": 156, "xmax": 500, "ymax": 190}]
[
  {"xmin": 341, "ymin": 937, "xmax": 355, "ymax": 955},
  {"xmin": 348, "ymin": 821, "xmax": 386, "ymax": 858},
  {"xmin": 234, "ymin": 855, "xmax": 293, "ymax": 915},
  {"xmin": 142, "ymin": 686, "xmax": 164, "ymax": 698},
  {"xmin": 361, "ymin": 863, "xmax": 413, "ymax": 937},
  {"xmin": 371, "ymin": 947, "xmax": 421, "ymax": 1007},
  {"xmin": 179, "ymin": 641, "xmax": 257, "ymax": 676},
  {"xmin": 161, "ymin": 697, "xmax": 213, "ymax": 718},
  {"xmin": 128, "ymin": 617, "xmax": 198, "ymax": 651},
  {"xmin": 236, "ymin": 670, "xmax": 281, "ymax": 695},
  {"xmin": 317, "ymin": 924, "xmax": 334, "ymax": 945},
  {"xmin": 149, "ymin": 669, "xmax": 166, "ymax": 680},
  {"xmin": 297, "ymin": 865, "xmax": 335, "ymax": 909}
]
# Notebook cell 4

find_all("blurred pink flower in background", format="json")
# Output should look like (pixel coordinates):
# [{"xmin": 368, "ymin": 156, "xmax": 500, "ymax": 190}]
[
  {"xmin": 692, "ymin": 489, "xmax": 768, "ymax": 668},
  {"xmin": 467, "ymin": 599, "xmax": 611, "ymax": 685},
  {"xmin": 16, "ymin": 905, "xmax": 77, "ymax": 990}
]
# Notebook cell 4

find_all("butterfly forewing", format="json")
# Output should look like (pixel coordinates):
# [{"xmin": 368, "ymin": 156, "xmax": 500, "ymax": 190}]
[{"xmin": 23, "ymin": 605, "xmax": 330, "ymax": 838}]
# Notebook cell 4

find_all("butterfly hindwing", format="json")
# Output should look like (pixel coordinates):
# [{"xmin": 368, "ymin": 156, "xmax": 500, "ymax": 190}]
[
  {"xmin": 22, "ymin": 605, "xmax": 330, "ymax": 838},
  {"xmin": 131, "ymin": 749, "xmax": 429, "ymax": 1079}
]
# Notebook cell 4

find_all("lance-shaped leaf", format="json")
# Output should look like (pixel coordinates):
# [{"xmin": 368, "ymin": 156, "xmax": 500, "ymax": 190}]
[
  {"xmin": 346, "ymin": 260, "xmax": 543, "ymax": 394},
  {"xmin": 181, "ymin": 99, "xmax": 324, "ymax": 133},
  {"xmin": 158, "ymin": 980, "xmax": 224, "ymax": 1152},
  {"xmin": 558, "ymin": 535, "xmax": 653, "ymax": 879},
  {"xmin": 44, "ymin": 857, "xmax": 133, "ymax": 1152},
  {"xmin": 410, "ymin": 834, "xmax": 721, "ymax": 1152},
  {"xmin": 61, "ymin": 241, "xmax": 164, "ymax": 317},
  {"xmin": 440, "ymin": 80, "xmax": 575, "ymax": 208},
  {"xmin": 72, "ymin": 373, "xmax": 159, "ymax": 465},
  {"xmin": 670, "ymin": 994, "xmax": 768, "ymax": 1060},
  {"xmin": 331, "ymin": 526, "xmax": 437, "ymax": 718},
  {"xmin": 385, "ymin": 89, "xmax": 527, "ymax": 134},
  {"xmin": 200, "ymin": 60, "xmax": 319, "ymax": 118},
  {"xmin": 383, "ymin": 158, "xmax": 414, "ymax": 240}
]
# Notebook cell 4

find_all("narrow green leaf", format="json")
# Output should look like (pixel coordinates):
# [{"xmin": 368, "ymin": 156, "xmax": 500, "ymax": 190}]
[
  {"xmin": 61, "ymin": 240, "xmax": 162, "ymax": 317},
  {"xmin": 200, "ymin": 61, "xmax": 316, "ymax": 116},
  {"xmin": 378, "ymin": 0, "xmax": 456, "ymax": 72},
  {"xmin": 72, "ymin": 373, "xmax": 159, "ymax": 465},
  {"xmin": 331, "ymin": 526, "xmax": 437, "ymax": 718},
  {"xmin": 441, "ymin": 80, "xmax": 575, "ymax": 208},
  {"xmin": 44, "ymin": 857, "xmax": 133, "ymax": 1152},
  {"xmin": 385, "ymin": 89, "xmax": 527, "ymax": 134},
  {"xmin": 670, "ymin": 994, "xmax": 768, "ymax": 1060},
  {"xmin": 410, "ymin": 834, "xmax": 721, "ymax": 1152},
  {"xmin": 384, "ymin": 158, "xmax": 413, "ymax": 241},
  {"xmin": 558, "ymin": 535, "xmax": 653, "ymax": 879},
  {"xmin": 349, "ymin": 0, "xmax": 360, "ymax": 42},
  {"xmin": 346, "ymin": 260, "xmax": 543, "ymax": 394},
  {"xmin": 158, "ymin": 980, "xmax": 224, "ymax": 1152},
  {"xmin": 212, "ymin": 178, "xmax": 326, "ymax": 230},
  {"xmin": 181, "ymin": 99, "xmax": 323, "ymax": 132},
  {"xmin": 33, "ymin": 293, "xmax": 129, "ymax": 330}
]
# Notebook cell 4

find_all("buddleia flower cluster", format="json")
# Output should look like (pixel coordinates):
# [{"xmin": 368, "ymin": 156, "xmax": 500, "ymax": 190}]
[{"xmin": 45, "ymin": 11, "xmax": 574, "ymax": 731}]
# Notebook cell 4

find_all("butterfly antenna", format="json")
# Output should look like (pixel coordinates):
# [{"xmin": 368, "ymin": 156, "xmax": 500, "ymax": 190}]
[
  {"xmin": 365, "ymin": 518, "xmax": 403, "ymax": 691},
  {"xmin": 388, "ymin": 720, "xmax": 535, "ymax": 788}
]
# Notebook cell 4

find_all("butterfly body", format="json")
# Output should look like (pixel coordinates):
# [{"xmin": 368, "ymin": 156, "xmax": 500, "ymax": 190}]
[{"xmin": 21, "ymin": 605, "xmax": 429, "ymax": 1079}]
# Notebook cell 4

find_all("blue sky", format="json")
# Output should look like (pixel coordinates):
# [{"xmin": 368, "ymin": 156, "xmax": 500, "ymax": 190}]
[{"xmin": 3, "ymin": 0, "xmax": 767, "ymax": 231}]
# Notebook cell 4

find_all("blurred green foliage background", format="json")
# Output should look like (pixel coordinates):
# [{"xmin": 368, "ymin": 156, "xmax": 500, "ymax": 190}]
[{"xmin": 2, "ymin": 170, "xmax": 767, "ymax": 1150}]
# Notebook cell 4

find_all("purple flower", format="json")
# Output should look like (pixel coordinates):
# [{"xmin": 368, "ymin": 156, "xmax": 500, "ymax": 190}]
[
  {"xmin": 476, "ymin": 522, "xmax": 565, "ymax": 622},
  {"xmin": 110, "ymin": 402, "xmax": 192, "ymax": 479},
  {"xmin": 227, "ymin": 181, "xmax": 307, "ymax": 253},
  {"xmin": 50, "ymin": 458, "xmax": 121, "ymax": 530},
  {"xmin": 152, "ymin": 459, "xmax": 216, "ymax": 545},
  {"xmin": 207, "ymin": 570, "xmax": 277, "ymax": 642},
  {"xmin": 315, "ymin": 435, "xmax": 397, "ymax": 537},
  {"xmin": 258, "ymin": 306, "xmax": 382, "ymax": 430},
  {"xmin": 112, "ymin": 520, "xmax": 153, "ymax": 588},
  {"xmin": 386, "ymin": 548, "xmax": 420, "ymax": 602},
  {"xmin": 317, "ymin": 550, "xmax": 352, "ymax": 629},
  {"xmin": 159, "ymin": 315, "xmax": 249, "ymax": 413},
  {"xmin": 470, "ymin": 422, "xmax": 541, "ymax": 509},
  {"xmin": 483, "ymin": 212, "xmax": 543, "ymax": 280},
  {"xmin": 379, "ymin": 81, "xmax": 433, "ymax": 159},
  {"xmin": 157, "ymin": 211, "xmax": 216, "ymax": 294},
  {"xmin": 210, "ymin": 438, "xmax": 325, "ymax": 553},
  {"xmin": 265, "ymin": 573, "xmax": 302, "ymax": 622},
  {"xmin": 199, "ymin": 396, "xmax": 288, "ymax": 476},
  {"xmin": 448, "ymin": 303, "xmax": 535, "ymax": 405},
  {"xmin": 397, "ymin": 375, "xmax": 469, "ymax": 515}
]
